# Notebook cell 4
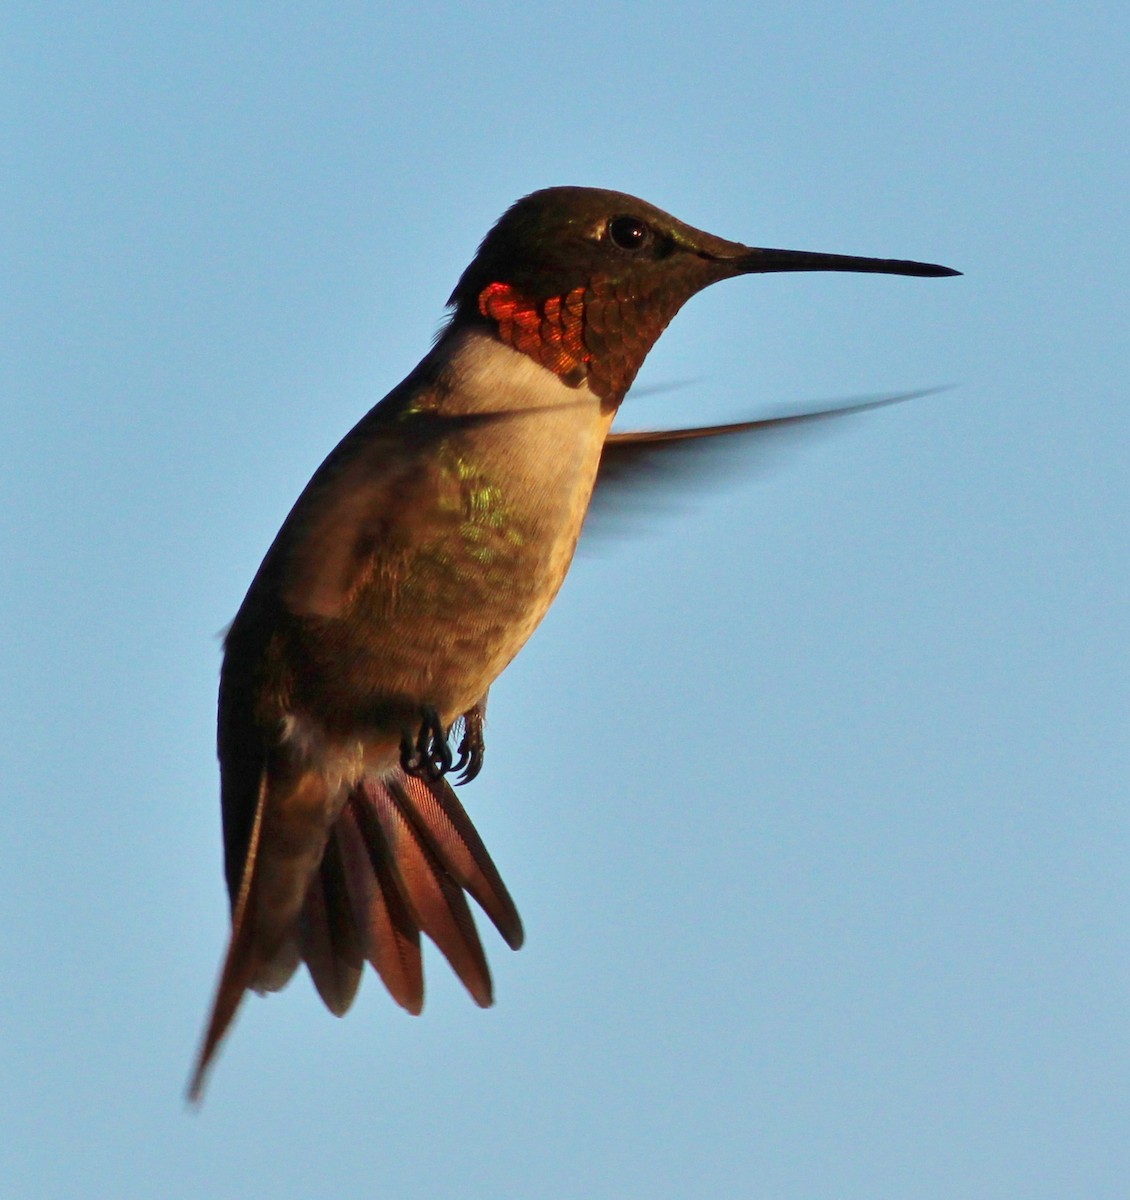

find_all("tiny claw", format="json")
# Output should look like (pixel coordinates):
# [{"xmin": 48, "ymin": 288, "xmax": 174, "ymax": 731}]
[
  {"xmin": 456, "ymin": 754, "xmax": 483, "ymax": 786},
  {"xmin": 402, "ymin": 706, "xmax": 454, "ymax": 780},
  {"xmin": 453, "ymin": 706, "xmax": 486, "ymax": 784},
  {"xmin": 420, "ymin": 709, "xmax": 453, "ymax": 778}
]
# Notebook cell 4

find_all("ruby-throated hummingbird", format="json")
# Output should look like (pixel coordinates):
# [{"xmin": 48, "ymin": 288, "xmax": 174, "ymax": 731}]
[{"xmin": 189, "ymin": 186, "xmax": 958, "ymax": 1099}]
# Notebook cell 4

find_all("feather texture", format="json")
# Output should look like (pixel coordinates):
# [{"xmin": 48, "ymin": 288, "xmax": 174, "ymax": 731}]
[{"xmin": 189, "ymin": 765, "xmax": 522, "ymax": 1101}]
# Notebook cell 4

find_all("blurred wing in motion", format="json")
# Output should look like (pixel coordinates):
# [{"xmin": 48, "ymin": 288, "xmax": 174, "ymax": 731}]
[{"xmin": 587, "ymin": 389, "xmax": 947, "ymax": 534}]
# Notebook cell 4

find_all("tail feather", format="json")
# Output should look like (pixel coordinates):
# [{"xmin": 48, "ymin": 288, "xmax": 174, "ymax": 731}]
[
  {"xmin": 190, "ymin": 764, "xmax": 522, "ymax": 1102},
  {"xmin": 337, "ymin": 796, "xmax": 425, "ymax": 1012},
  {"xmin": 356, "ymin": 775, "xmax": 494, "ymax": 1007},
  {"xmin": 188, "ymin": 772, "xmax": 269, "ymax": 1104},
  {"xmin": 299, "ymin": 829, "xmax": 364, "ymax": 1016},
  {"xmin": 392, "ymin": 772, "xmax": 525, "ymax": 950},
  {"xmin": 251, "ymin": 936, "xmax": 302, "ymax": 993}
]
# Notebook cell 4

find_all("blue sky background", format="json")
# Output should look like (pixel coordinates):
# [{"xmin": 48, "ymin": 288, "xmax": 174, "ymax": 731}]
[{"xmin": 4, "ymin": 3, "xmax": 1129, "ymax": 1197}]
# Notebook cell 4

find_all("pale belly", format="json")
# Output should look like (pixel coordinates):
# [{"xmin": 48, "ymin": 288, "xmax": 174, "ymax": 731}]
[{"xmin": 285, "ymin": 330, "xmax": 615, "ymax": 733}]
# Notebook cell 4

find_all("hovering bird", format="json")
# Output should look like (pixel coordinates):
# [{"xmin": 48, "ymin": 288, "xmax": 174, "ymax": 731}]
[{"xmin": 189, "ymin": 186, "xmax": 958, "ymax": 1099}]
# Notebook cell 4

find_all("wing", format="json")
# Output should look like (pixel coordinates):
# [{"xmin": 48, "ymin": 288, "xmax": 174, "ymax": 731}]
[
  {"xmin": 587, "ymin": 389, "xmax": 944, "ymax": 529},
  {"xmin": 212, "ymin": 398, "xmax": 472, "ymax": 901}
]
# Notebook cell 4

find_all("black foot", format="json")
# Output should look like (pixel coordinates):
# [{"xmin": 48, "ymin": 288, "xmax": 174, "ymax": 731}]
[
  {"xmin": 452, "ymin": 705, "xmax": 486, "ymax": 784},
  {"xmin": 400, "ymin": 706, "xmax": 453, "ymax": 781}
]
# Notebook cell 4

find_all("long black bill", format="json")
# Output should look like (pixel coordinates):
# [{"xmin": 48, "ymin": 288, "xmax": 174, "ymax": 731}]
[{"xmin": 738, "ymin": 247, "xmax": 960, "ymax": 278}]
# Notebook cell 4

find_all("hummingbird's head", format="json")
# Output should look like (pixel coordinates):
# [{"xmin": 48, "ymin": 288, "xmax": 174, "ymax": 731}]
[{"xmin": 448, "ymin": 186, "xmax": 958, "ymax": 406}]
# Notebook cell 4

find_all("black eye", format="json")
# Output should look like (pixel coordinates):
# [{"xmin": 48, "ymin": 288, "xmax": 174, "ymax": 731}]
[{"xmin": 607, "ymin": 215, "xmax": 650, "ymax": 252}]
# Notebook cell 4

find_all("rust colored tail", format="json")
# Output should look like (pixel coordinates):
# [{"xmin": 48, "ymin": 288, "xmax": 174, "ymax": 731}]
[{"xmin": 188, "ymin": 769, "xmax": 523, "ymax": 1103}]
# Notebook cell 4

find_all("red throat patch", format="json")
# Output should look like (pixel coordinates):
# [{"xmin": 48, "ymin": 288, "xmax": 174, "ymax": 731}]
[
  {"xmin": 478, "ymin": 282, "xmax": 590, "ymax": 388},
  {"xmin": 477, "ymin": 278, "xmax": 681, "ymax": 404}
]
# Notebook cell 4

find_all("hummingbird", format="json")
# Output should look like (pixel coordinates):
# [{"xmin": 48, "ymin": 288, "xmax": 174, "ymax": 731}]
[{"xmin": 189, "ymin": 186, "xmax": 958, "ymax": 1099}]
